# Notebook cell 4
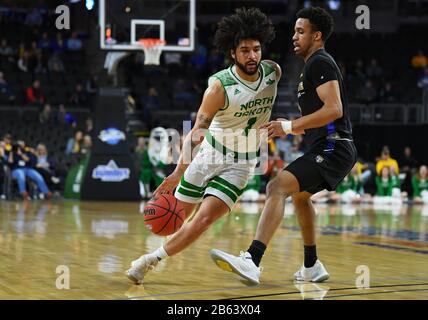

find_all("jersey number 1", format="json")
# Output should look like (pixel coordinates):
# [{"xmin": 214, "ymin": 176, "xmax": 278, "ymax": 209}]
[{"xmin": 243, "ymin": 117, "xmax": 257, "ymax": 136}]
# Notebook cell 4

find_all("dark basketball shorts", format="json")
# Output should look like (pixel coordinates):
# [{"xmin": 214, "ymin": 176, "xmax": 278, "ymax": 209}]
[{"xmin": 285, "ymin": 139, "xmax": 357, "ymax": 195}]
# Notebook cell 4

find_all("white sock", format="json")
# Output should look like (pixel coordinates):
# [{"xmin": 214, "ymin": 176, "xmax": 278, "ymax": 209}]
[{"xmin": 152, "ymin": 246, "xmax": 168, "ymax": 260}]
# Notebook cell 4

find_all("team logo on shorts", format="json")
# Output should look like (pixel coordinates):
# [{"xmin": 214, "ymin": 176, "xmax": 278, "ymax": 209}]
[{"xmin": 315, "ymin": 155, "xmax": 324, "ymax": 163}]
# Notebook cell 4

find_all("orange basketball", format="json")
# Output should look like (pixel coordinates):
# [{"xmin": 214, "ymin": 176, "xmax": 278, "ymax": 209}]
[{"xmin": 143, "ymin": 194, "xmax": 185, "ymax": 236}]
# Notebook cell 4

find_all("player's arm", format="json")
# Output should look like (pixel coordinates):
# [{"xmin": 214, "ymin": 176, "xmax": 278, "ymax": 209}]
[
  {"xmin": 174, "ymin": 80, "xmax": 224, "ymax": 176},
  {"xmin": 262, "ymin": 59, "xmax": 282, "ymax": 80},
  {"xmin": 290, "ymin": 80, "xmax": 342, "ymax": 132},
  {"xmin": 262, "ymin": 60, "xmax": 342, "ymax": 138},
  {"xmin": 153, "ymin": 80, "xmax": 225, "ymax": 195}
]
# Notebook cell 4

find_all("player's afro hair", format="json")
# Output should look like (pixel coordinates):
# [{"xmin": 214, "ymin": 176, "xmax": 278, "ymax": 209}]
[
  {"xmin": 296, "ymin": 7, "xmax": 334, "ymax": 42},
  {"xmin": 214, "ymin": 7, "xmax": 275, "ymax": 59}
]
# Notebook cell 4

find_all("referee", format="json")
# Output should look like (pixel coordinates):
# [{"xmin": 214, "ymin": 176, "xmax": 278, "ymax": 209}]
[{"xmin": 211, "ymin": 7, "xmax": 357, "ymax": 285}]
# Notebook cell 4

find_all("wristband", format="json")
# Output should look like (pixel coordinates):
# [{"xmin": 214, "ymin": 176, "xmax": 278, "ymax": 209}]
[{"xmin": 280, "ymin": 121, "xmax": 292, "ymax": 134}]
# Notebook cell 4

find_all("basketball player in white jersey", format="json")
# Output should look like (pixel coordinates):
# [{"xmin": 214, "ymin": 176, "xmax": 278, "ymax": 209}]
[{"xmin": 126, "ymin": 8, "xmax": 289, "ymax": 284}]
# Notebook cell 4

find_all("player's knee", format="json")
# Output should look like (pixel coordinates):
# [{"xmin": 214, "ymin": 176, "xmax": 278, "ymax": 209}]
[
  {"xmin": 266, "ymin": 178, "xmax": 288, "ymax": 198},
  {"xmin": 292, "ymin": 193, "xmax": 311, "ymax": 207}
]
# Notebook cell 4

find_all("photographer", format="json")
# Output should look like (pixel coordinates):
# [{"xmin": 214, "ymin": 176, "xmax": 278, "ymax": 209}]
[{"xmin": 6, "ymin": 140, "xmax": 51, "ymax": 200}]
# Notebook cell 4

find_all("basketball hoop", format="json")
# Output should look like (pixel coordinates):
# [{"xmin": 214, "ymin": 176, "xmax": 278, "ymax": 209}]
[{"xmin": 139, "ymin": 38, "xmax": 166, "ymax": 66}]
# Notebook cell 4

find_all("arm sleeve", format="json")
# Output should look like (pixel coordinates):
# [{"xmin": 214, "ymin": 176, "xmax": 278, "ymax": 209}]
[{"xmin": 307, "ymin": 58, "xmax": 338, "ymax": 88}]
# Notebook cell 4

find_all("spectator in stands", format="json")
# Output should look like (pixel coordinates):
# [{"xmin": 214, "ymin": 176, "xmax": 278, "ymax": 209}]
[
  {"xmin": 18, "ymin": 140, "xmax": 38, "ymax": 169},
  {"xmin": 379, "ymin": 81, "xmax": 398, "ymax": 103},
  {"xmin": 84, "ymin": 117, "xmax": 93, "ymax": 135},
  {"xmin": 207, "ymin": 48, "xmax": 224, "ymax": 74},
  {"xmin": 355, "ymin": 158, "xmax": 373, "ymax": 191},
  {"xmin": 39, "ymin": 103, "xmax": 53, "ymax": 124},
  {"xmin": 188, "ymin": 44, "xmax": 208, "ymax": 73},
  {"xmin": 357, "ymin": 79, "xmax": 377, "ymax": 104},
  {"xmin": 144, "ymin": 86, "xmax": 160, "ymax": 110},
  {"xmin": 164, "ymin": 52, "xmax": 183, "ymax": 76},
  {"xmin": 411, "ymin": 50, "xmax": 428, "ymax": 70},
  {"xmin": 80, "ymin": 135, "xmax": 92, "ymax": 155},
  {"xmin": 34, "ymin": 51, "xmax": 48, "ymax": 75},
  {"xmin": 17, "ymin": 51, "xmax": 30, "ymax": 72},
  {"xmin": 51, "ymin": 33, "xmax": 66, "ymax": 54},
  {"xmin": 56, "ymin": 104, "xmax": 77, "ymax": 128},
  {"xmin": 376, "ymin": 147, "xmax": 399, "ymax": 176},
  {"xmin": 37, "ymin": 32, "xmax": 51, "ymax": 53},
  {"xmin": 0, "ymin": 71, "xmax": 15, "ymax": 101},
  {"xmin": 17, "ymin": 42, "xmax": 26, "ymax": 60},
  {"xmin": 6, "ymin": 141, "xmax": 51, "ymax": 200},
  {"xmin": 331, "ymin": 170, "xmax": 361, "ymax": 203},
  {"xmin": 26, "ymin": 79, "xmax": 45, "ymax": 105},
  {"xmin": 412, "ymin": 165, "xmax": 428, "ymax": 203},
  {"xmin": 354, "ymin": 59, "xmax": 366, "ymax": 81},
  {"xmin": 366, "ymin": 58, "xmax": 384, "ymax": 80},
  {"xmin": 125, "ymin": 94, "xmax": 137, "ymax": 114},
  {"xmin": 35, "ymin": 143, "xmax": 60, "ymax": 188},
  {"xmin": 417, "ymin": 68, "xmax": 428, "ymax": 89},
  {"xmin": 0, "ymin": 38, "xmax": 15, "ymax": 64},
  {"xmin": 65, "ymin": 130, "xmax": 83, "ymax": 155},
  {"xmin": 135, "ymin": 137, "xmax": 146, "ymax": 159},
  {"xmin": 400, "ymin": 146, "xmax": 418, "ymax": 194},
  {"xmin": 86, "ymin": 74, "xmax": 99, "ymax": 95},
  {"xmin": 48, "ymin": 53, "xmax": 65, "ymax": 73},
  {"xmin": 140, "ymin": 86, "xmax": 160, "ymax": 124},
  {"xmin": 173, "ymin": 78, "xmax": 194, "ymax": 104},
  {"xmin": 400, "ymin": 146, "xmax": 418, "ymax": 172},
  {"xmin": 28, "ymin": 41, "xmax": 39, "ymax": 73},
  {"xmin": 68, "ymin": 83, "xmax": 87, "ymax": 106},
  {"xmin": 67, "ymin": 32, "xmax": 82, "ymax": 51},
  {"xmin": 25, "ymin": 8, "xmax": 43, "ymax": 27},
  {"xmin": 375, "ymin": 166, "xmax": 398, "ymax": 197}
]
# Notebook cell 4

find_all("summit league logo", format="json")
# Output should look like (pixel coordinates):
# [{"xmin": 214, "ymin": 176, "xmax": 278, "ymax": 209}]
[{"xmin": 92, "ymin": 160, "xmax": 130, "ymax": 182}]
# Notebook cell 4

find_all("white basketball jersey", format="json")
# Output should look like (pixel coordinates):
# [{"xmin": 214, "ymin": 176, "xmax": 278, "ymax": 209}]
[{"xmin": 207, "ymin": 61, "xmax": 278, "ymax": 158}]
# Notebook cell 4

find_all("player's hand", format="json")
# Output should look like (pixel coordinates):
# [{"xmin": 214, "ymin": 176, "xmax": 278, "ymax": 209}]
[
  {"xmin": 153, "ymin": 172, "xmax": 181, "ymax": 196},
  {"xmin": 260, "ymin": 118, "xmax": 304, "ymax": 139}
]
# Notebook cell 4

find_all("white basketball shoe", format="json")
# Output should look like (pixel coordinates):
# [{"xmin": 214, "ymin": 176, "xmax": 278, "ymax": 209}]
[
  {"xmin": 210, "ymin": 249, "xmax": 261, "ymax": 285},
  {"xmin": 126, "ymin": 254, "xmax": 159, "ymax": 284},
  {"xmin": 294, "ymin": 260, "xmax": 329, "ymax": 282}
]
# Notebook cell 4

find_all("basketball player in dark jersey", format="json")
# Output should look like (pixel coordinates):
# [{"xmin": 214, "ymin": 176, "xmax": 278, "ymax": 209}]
[{"xmin": 211, "ymin": 7, "xmax": 357, "ymax": 284}]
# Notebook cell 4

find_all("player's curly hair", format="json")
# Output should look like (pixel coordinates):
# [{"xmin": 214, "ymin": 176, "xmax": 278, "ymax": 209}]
[
  {"xmin": 296, "ymin": 7, "xmax": 334, "ymax": 42},
  {"xmin": 214, "ymin": 7, "xmax": 275, "ymax": 59}
]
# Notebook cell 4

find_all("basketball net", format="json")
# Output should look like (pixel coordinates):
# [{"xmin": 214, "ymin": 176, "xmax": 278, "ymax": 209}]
[{"xmin": 139, "ymin": 38, "xmax": 166, "ymax": 65}]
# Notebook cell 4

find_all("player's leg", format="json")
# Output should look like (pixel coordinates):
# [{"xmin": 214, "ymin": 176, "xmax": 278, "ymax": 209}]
[
  {"xmin": 211, "ymin": 154, "xmax": 330, "ymax": 284},
  {"xmin": 126, "ymin": 196, "xmax": 229, "ymax": 284},
  {"xmin": 164, "ymin": 196, "xmax": 229, "ymax": 256},
  {"xmin": 292, "ymin": 191, "xmax": 316, "ymax": 247},
  {"xmin": 292, "ymin": 191, "xmax": 329, "ymax": 282},
  {"xmin": 126, "ymin": 142, "xmax": 233, "ymax": 284},
  {"xmin": 211, "ymin": 170, "xmax": 300, "ymax": 285},
  {"xmin": 253, "ymin": 170, "xmax": 300, "ymax": 245},
  {"xmin": 178, "ymin": 200, "xmax": 199, "ymax": 220}
]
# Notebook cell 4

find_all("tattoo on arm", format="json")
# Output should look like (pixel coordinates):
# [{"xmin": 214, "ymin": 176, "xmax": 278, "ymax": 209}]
[{"xmin": 197, "ymin": 114, "xmax": 213, "ymax": 129}]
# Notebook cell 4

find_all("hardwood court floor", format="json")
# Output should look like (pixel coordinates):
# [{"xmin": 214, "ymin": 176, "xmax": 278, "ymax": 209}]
[{"xmin": 0, "ymin": 200, "xmax": 427, "ymax": 300}]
